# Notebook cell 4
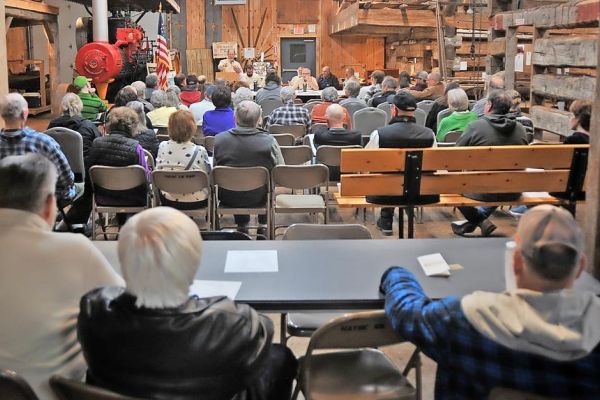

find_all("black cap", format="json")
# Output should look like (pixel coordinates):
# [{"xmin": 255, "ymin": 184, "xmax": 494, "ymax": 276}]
[{"xmin": 393, "ymin": 92, "xmax": 417, "ymax": 111}]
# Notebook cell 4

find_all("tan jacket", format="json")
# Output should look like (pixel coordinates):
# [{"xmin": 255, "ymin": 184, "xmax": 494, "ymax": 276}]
[
  {"xmin": 0, "ymin": 209, "xmax": 124, "ymax": 400},
  {"xmin": 408, "ymin": 82, "xmax": 445, "ymax": 100},
  {"xmin": 289, "ymin": 75, "xmax": 319, "ymax": 91},
  {"xmin": 218, "ymin": 58, "xmax": 242, "ymax": 73}
]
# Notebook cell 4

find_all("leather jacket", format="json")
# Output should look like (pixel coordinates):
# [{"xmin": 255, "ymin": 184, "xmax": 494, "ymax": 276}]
[{"xmin": 78, "ymin": 287, "xmax": 274, "ymax": 400}]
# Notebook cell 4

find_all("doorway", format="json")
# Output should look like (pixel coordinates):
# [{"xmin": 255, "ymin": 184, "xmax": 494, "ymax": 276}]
[{"xmin": 280, "ymin": 38, "xmax": 316, "ymax": 84}]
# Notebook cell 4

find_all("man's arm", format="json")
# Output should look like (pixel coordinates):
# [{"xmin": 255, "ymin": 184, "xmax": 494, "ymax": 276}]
[
  {"xmin": 271, "ymin": 140, "xmax": 285, "ymax": 165},
  {"xmin": 44, "ymin": 136, "xmax": 75, "ymax": 201},
  {"xmin": 332, "ymin": 75, "xmax": 340, "ymax": 90},
  {"xmin": 364, "ymin": 130, "xmax": 379, "ymax": 149},
  {"xmin": 407, "ymin": 87, "xmax": 433, "ymax": 99},
  {"xmin": 308, "ymin": 77, "xmax": 319, "ymax": 91},
  {"xmin": 380, "ymin": 266, "xmax": 457, "ymax": 361},
  {"xmin": 217, "ymin": 59, "xmax": 228, "ymax": 71}
]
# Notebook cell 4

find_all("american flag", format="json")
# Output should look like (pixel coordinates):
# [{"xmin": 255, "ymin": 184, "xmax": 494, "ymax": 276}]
[{"xmin": 156, "ymin": 12, "xmax": 170, "ymax": 90}]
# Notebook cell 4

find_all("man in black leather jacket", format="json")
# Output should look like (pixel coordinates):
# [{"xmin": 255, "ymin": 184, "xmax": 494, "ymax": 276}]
[{"xmin": 77, "ymin": 207, "xmax": 297, "ymax": 400}]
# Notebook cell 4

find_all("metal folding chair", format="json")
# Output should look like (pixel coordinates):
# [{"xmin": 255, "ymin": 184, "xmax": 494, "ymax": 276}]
[
  {"xmin": 50, "ymin": 375, "xmax": 142, "ymax": 400},
  {"xmin": 0, "ymin": 370, "xmax": 40, "ymax": 400},
  {"xmin": 280, "ymin": 145, "xmax": 313, "ymax": 165}
]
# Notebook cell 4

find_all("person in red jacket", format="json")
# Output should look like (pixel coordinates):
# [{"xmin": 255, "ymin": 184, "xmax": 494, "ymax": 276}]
[{"xmin": 179, "ymin": 75, "xmax": 203, "ymax": 107}]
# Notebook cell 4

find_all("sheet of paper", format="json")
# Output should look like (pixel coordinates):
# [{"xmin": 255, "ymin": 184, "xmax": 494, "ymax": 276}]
[
  {"xmin": 189, "ymin": 280, "xmax": 242, "ymax": 299},
  {"xmin": 225, "ymin": 250, "xmax": 278, "ymax": 273},
  {"xmin": 418, "ymin": 253, "xmax": 451, "ymax": 277},
  {"xmin": 514, "ymin": 53, "xmax": 524, "ymax": 72}
]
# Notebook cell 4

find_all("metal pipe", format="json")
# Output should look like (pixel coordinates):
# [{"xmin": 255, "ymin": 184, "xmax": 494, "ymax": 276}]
[{"xmin": 92, "ymin": 0, "xmax": 109, "ymax": 42}]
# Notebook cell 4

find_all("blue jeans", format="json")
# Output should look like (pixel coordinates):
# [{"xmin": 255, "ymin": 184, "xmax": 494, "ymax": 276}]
[{"xmin": 458, "ymin": 206, "xmax": 497, "ymax": 225}]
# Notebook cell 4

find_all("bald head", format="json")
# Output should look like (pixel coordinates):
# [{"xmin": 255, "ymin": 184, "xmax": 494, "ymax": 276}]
[{"xmin": 325, "ymin": 104, "xmax": 345, "ymax": 128}]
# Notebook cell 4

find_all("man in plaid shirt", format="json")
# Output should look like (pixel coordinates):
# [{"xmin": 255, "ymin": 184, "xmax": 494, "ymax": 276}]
[
  {"xmin": 381, "ymin": 205, "xmax": 600, "ymax": 399},
  {"xmin": 1, "ymin": 93, "xmax": 76, "ymax": 205},
  {"xmin": 265, "ymin": 87, "xmax": 310, "ymax": 130}
]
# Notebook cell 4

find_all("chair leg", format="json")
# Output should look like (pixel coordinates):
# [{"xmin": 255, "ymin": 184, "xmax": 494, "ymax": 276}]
[
  {"xmin": 58, "ymin": 207, "xmax": 74, "ymax": 232},
  {"xmin": 280, "ymin": 313, "xmax": 288, "ymax": 345}
]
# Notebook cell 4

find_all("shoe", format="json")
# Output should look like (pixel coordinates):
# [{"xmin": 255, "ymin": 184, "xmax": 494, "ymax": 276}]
[
  {"xmin": 376, "ymin": 218, "xmax": 393, "ymax": 236},
  {"xmin": 479, "ymin": 219, "xmax": 497, "ymax": 237},
  {"xmin": 237, "ymin": 224, "xmax": 249, "ymax": 234},
  {"xmin": 509, "ymin": 205, "xmax": 528, "ymax": 219},
  {"xmin": 451, "ymin": 220, "xmax": 477, "ymax": 236},
  {"xmin": 256, "ymin": 226, "xmax": 268, "ymax": 238}
]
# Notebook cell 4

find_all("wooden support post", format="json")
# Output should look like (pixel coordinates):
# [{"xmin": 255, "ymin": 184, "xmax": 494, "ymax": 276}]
[
  {"xmin": 584, "ymin": 28, "xmax": 600, "ymax": 280},
  {"xmin": 504, "ymin": 27, "xmax": 518, "ymax": 90},
  {"xmin": 5, "ymin": 17, "xmax": 13, "ymax": 34},
  {"xmin": 43, "ymin": 19, "xmax": 59, "ymax": 113},
  {"xmin": 530, "ymin": 26, "xmax": 547, "ymax": 140}
]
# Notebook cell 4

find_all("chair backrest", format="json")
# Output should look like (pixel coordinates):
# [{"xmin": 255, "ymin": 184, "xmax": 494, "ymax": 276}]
[
  {"xmin": 45, "ymin": 127, "xmax": 85, "ymax": 181},
  {"xmin": 316, "ymin": 145, "xmax": 362, "ymax": 169},
  {"xmin": 203, "ymin": 136, "xmax": 215, "ymax": 153},
  {"xmin": 272, "ymin": 164, "xmax": 329, "ymax": 190},
  {"xmin": 310, "ymin": 123, "xmax": 328, "ymax": 136},
  {"xmin": 376, "ymin": 102, "xmax": 392, "ymax": 122},
  {"xmin": 339, "ymin": 145, "xmax": 589, "ymax": 200},
  {"xmin": 436, "ymin": 108, "xmax": 453, "ymax": 129},
  {"xmin": 258, "ymin": 99, "xmax": 284, "ymax": 117},
  {"xmin": 49, "ymin": 375, "xmax": 142, "ymax": 400},
  {"xmin": 271, "ymin": 133, "xmax": 295, "ymax": 146},
  {"xmin": 341, "ymin": 101, "xmax": 367, "ymax": 122},
  {"xmin": 156, "ymin": 134, "xmax": 170, "ymax": 143},
  {"xmin": 152, "ymin": 170, "xmax": 210, "ymax": 203},
  {"xmin": 352, "ymin": 107, "xmax": 388, "ymax": 136},
  {"xmin": 89, "ymin": 165, "xmax": 148, "ymax": 192},
  {"xmin": 468, "ymin": 99, "xmax": 477, "ymax": 110},
  {"xmin": 0, "ymin": 370, "xmax": 40, "ymax": 400},
  {"xmin": 142, "ymin": 149, "xmax": 155, "ymax": 171},
  {"xmin": 306, "ymin": 310, "xmax": 403, "ymax": 354},
  {"xmin": 416, "ymin": 100, "xmax": 435, "ymax": 115},
  {"xmin": 293, "ymin": 98, "xmax": 303, "ymax": 105},
  {"xmin": 415, "ymin": 108, "xmax": 427, "ymax": 126},
  {"xmin": 155, "ymin": 126, "xmax": 168, "ymax": 135},
  {"xmin": 268, "ymin": 124, "xmax": 306, "ymax": 139},
  {"xmin": 212, "ymin": 166, "xmax": 270, "ymax": 192},
  {"xmin": 200, "ymin": 231, "xmax": 252, "ymax": 240},
  {"xmin": 280, "ymin": 145, "xmax": 313, "ymax": 165},
  {"xmin": 283, "ymin": 223, "xmax": 372, "ymax": 240},
  {"xmin": 443, "ymin": 130, "xmax": 463, "ymax": 143},
  {"xmin": 303, "ymin": 102, "xmax": 317, "ymax": 114}
]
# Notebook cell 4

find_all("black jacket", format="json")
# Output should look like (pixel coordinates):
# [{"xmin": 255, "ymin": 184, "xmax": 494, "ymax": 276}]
[
  {"xmin": 88, "ymin": 131, "xmax": 139, "ymax": 169},
  {"xmin": 47, "ymin": 114, "xmax": 101, "ymax": 164},
  {"xmin": 136, "ymin": 129, "xmax": 159, "ymax": 158},
  {"xmin": 314, "ymin": 128, "xmax": 362, "ymax": 181},
  {"xmin": 371, "ymin": 91, "xmax": 396, "ymax": 108},
  {"xmin": 317, "ymin": 74, "xmax": 340, "ymax": 90},
  {"xmin": 78, "ymin": 287, "xmax": 274, "ymax": 400}
]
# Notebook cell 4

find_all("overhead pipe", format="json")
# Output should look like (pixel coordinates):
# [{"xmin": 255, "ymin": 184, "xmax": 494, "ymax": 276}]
[{"xmin": 92, "ymin": 0, "xmax": 109, "ymax": 42}]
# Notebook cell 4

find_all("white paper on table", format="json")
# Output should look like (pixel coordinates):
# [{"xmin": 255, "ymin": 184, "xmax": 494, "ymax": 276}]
[
  {"xmin": 225, "ymin": 250, "xmax": 278, "ymax": 273},
  {"xmin": 418, "ymin": 253, "xmax": 451, "ymax": 277},
  {"xmin": 189, "ymin": 280, "xmax": 242, "ymax": 299}
]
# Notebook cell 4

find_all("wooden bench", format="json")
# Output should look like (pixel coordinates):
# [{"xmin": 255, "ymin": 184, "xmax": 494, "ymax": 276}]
[{"xmin": 336, "ymin": 145, "xmax": 589, "ymax": 238}]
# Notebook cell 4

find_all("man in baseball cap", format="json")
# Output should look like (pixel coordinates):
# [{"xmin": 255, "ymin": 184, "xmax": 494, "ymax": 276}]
[
  {"xmin": 380, "ymin": 205, "xmax": 600, "ymax": 397},
  {"xmin": 410, "ymin": 70, "xmax": 429, "ymax": 91},
  {"xmin": 365, "ymin": 91, "xmax": 437, "ymax": 235},
  {"xmin": 73, "ymin": 76, "xmax": 107, "ymax": 120}
]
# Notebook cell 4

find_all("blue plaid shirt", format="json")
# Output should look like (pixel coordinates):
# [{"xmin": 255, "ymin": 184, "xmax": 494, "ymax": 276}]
[
  {"xmin": 266, "ymin": 101, "xmax": 311, "ymax": 129},
  {"xmin": 381, "ymin": 267, "xmax": 600, "ymax": 399},
  {"xmin": 0, "ymin": 127, "xmax": 75, "ymax": 203}
]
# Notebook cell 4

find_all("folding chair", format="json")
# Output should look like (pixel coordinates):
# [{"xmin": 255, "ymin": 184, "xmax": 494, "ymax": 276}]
[
  {"xmin": 415, "ymin": 108, "xmax": 427, "ymax": 126},
  {"xmin": 310, "ymin": 123, "xmax": 328, "ymax": 136},
  {"xmin": 200, "ymin": 231, "xmax": 252, "ymax": 240},
  {"xmin": 271, "ymin": 164, "xmax": 329, "ymax": 238},
  {"xmin": 303, "ymin": 102, "xmax": 317, "ymax": 114},
  {"xmin": 257, "ymin": 99, "xmax": 284, "ymax": 118},
  {"xmin": 154, "ymin": 126, "xmax": 168, "ymax": 135},
  {"xmin": 203, "ymin": 136, "xmax": 215, "ymax": 154},
  {"xmin": 152, "ymin": 170, "xmax": 211, "ymax": 228},
  {"xmin": 280, "ymin": 145, "xmax": 312, "ymax": 165},
  {"xmin": 293, "ymin": 311, "xmax": 420, "ymax": 400},
  {"xmin": 272, "ymin": 133, "xmax": 295, "ymax": 147},
  {"xmin": 488, "ymin": 387, "xmax": 558, "ymax": 400},
  {"xmin": 377, "ymin": 102, "xmax": 392, "ymax": 122},
  {"xmin": 353, "ymin": 107, "xmax": 388, "ymax": 144},
  {"xmin": 443, "ymin": 130, "xmax": 463, "ymax": 143},
  {"xmin": 436, "ymin": 108, "xmax": 453, "ymax": 130},
  {"xmin": 211, "ymin": 166, "xmax": 272, "ymax": 239},
  {"xmin": 315, "ymin": 145, "xmax": 362, "ymax": 183},
  {"xmin": 50, "ymin": 375, "xmax": 142, "ymax": 400},
  {"xmin": 416, "ymin": 100, "xmax": 435, "ymax": 116},
  {"xmin": 45, "ymin": 127, "xmax": 85, "ymax": 232},
  {"xmin": 341, "ymin": 101, "xmax": 367, "ymax": 122},
  {"xmin": 0, "ymin": 369, "xmax": 40, "ymax": 400},
  {"xmin": 281, "ymin": 223, "xmax": 373, "ymax": 345},
  {"xmin": 89, "ymin": 165, "xmax": 149, "ymax": 240},
  {"xmin": 156, "ymin": 134, "xmax": 170, "ymax": 143},
  {"xmin": 143, "ymin": 149, "xmax": 155, "ymax": 171},
  {"xmin": 268, "ymin": 124, "xmax": 307, "ymax": 142}
]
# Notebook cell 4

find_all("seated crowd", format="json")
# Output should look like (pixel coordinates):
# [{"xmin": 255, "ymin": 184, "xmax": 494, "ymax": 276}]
[{"xmin": 0, "ymin": 66, "xmax": 598, "ymax": 399}]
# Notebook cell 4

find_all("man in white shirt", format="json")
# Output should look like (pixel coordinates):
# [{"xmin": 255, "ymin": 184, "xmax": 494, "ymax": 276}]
[
  {"xmin": 189, "ymin": 85, "xmax": 216, "ymax": 126},
  {"xmin": 0, "ymin": 154, "xmax": 123, "ymax": 400},
  {"xmin": 289, "ymin": 68, "xmax": 319, "ymax": 91},
  {"xmin": 218, "ymin": 49, "xmax": 242, "ymax": 74}
]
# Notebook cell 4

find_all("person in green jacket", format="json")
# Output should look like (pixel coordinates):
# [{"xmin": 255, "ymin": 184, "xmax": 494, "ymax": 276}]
[
  {"xmin": 73, "ymin": 76, "xmax": 107, "ymax": 121},
  {"xmin": 436, "ymin": 88, "xmax": 477, "ymax": 142}
]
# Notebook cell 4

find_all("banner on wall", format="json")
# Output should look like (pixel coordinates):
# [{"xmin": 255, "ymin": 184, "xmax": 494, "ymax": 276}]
[{"xmin": 212, "ymin": 42, "xmax": 239, "ymax": 59}]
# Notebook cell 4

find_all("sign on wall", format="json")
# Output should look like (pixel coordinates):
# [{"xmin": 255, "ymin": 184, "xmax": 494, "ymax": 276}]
[{"xmin": 212, "ymin": 42, "xmax": 238, "ymax": 59}]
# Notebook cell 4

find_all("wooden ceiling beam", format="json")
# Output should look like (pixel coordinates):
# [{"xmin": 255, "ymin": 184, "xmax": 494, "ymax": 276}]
[{"xmin": 5, "ymin": 0, "xmax": 59, "ymax": 16}]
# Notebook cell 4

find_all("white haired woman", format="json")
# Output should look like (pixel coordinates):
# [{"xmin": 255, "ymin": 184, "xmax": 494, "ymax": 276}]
[
  {"xmin": 436, "ymin": 88, "xmax": 477, "ymax": 142},
  {"xmin": 77, "ymin": 207, "xmax": 297, "ymax": 400},
  {"xmin": 48, "ymin": 93, "xmax": 101, "ymax": 165},
  {"xmin": 147, "ymin": 90, "xmax": 177, "ymax": 126},
  {"xmin": 126, "ymin": 100, "xmax": 159, "ymax": 157},
  {"xmin": 310, "ymin": 86, "xmax": 352, "ymax": 128}
]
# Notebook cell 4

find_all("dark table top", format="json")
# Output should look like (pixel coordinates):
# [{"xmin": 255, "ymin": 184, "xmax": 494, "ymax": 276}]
[{"xmin": 94, "ymin": 238, "xmax": 599, "ymax": 312}]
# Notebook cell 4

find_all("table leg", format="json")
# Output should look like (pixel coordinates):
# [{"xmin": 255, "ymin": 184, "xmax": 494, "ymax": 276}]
[{"xmin": 398, "ymin": 208, "xmax": 404, "ymax": 239}]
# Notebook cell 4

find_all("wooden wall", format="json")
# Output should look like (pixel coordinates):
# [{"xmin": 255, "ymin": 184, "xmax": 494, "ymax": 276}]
[
  {"xmin": 0, "ymin": 5, "xmax": 7, "ymax": 129},
  {"xmin": 191, "ymin": 0, "xmax": 384, "ymax": 79}
]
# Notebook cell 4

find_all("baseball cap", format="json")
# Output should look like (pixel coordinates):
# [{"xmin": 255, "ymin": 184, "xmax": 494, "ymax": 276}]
[
  {"xmin": 186, "ymin": 75, "xmax": 199, "ymax": 86},
  {"xmin": 517, "ymin": 205, "xmax": 583, "ymax": 274},
  {"xmin": 73, "ymin": 76, "xmax": 90, "ymax": 89},
  {"xmin": 392, "ymin": 92, "xmax": 417, "ymax": 111},
  {"xmin": 417, "ymin": 71, "xmax": 429, "ymax": 80}
]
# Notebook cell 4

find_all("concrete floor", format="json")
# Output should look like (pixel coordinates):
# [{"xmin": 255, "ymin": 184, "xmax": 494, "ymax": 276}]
[{"xmin": 30, "ymin": 113, "xmax": 583, "ymax": 400}]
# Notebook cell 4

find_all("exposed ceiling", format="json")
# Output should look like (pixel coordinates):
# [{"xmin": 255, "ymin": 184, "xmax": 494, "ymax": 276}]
[{"xmin": 67, "ymin": 0, "xmax": 181, "ymax": 14}]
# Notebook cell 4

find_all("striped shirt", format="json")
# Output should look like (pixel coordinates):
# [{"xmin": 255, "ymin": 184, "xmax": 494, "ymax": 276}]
[
  {"xmin": 0, "ymin": 127, "xmax": 76, "ymax": 203},
  {"xmin": 266, "ymin": 101, "xmax": 311, "ymax": 129},
  {"xmin": 78, "ymin": 92, "xmax": 107, "ymax": 121}
]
